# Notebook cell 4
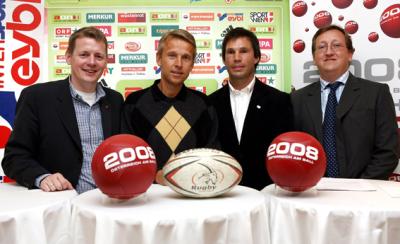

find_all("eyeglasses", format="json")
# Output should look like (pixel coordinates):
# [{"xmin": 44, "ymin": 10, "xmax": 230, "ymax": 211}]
[{"xmin": 316, "ymin": 42, "xmax": 345, "ymax": 53}]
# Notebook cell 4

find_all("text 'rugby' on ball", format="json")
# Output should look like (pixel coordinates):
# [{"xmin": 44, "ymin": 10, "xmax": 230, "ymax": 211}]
[{"xmin": 163, "ymin": 148, "xmax": 242, "ymax": 198}]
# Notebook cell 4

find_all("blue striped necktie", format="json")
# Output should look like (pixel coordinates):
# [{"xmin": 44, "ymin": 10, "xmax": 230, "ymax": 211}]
[{"xmin": 323, "ymin": 82, "xmax": 342, "ymax": 177}]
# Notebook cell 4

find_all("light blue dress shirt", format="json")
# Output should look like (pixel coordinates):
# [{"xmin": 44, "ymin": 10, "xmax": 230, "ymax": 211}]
[{"xmin": 320, "ymin": 70, "xmax": 350, "ymax": 121}]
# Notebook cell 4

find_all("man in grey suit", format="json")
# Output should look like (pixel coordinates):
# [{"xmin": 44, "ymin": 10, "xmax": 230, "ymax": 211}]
[{"xmin": 292, "ymin": 25, "xmax": 398, "ymax": 179}]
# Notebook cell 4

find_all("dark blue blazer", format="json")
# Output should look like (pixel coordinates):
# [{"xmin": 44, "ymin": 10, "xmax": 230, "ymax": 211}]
[{"xmin": 2, "ymin": 78, "xmax": 123, "ymax": 188}]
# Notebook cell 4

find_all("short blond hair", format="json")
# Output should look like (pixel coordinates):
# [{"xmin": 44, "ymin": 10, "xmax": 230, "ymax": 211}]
[{"xmin": 157, "ymin": 29, "xmax": 197, "ymax": 59}]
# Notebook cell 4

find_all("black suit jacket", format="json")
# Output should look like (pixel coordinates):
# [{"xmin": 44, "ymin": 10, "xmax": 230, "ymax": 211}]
[
  {"xmin": 2, "ymin": 78, "xmax": 123, "ymax": 188},
  {"xmin": 210, "ymin": 79, "xmax": 293, "ymax": 190},
  {"xmin": 291, "ymin": 73, "xmax": 398, "ymax": 179}
]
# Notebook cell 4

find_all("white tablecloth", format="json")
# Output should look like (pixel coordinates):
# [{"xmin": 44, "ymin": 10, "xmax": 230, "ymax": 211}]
[
  {"xmin": 262, "ymin": 179, "xmax": 400, "ymax": 244},
  {"xmin": 0, "ymin": 183, "xmax": 77, "ymax": 244},
  {"xmin": 70, "ymin": 184, "xmax": 269, "ymax": 244}
]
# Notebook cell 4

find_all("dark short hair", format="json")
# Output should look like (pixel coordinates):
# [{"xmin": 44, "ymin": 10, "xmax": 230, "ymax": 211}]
[
  {"xmin": 66, "ymin": 26, "xmax": 108, "ymax": 55},
  {"xmin": 222, "ymin": 27, "xmax": 261, "ymax": 68},
  {"xmin": 311, "ymin": 25, "xmax": 355, "ymax": 56},
  {"xmin": 157, "ymin": 29, "xmax": 197, "ymax": 60}
]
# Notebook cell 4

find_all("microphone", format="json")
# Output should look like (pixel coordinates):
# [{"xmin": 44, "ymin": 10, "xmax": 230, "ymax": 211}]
[{"xmin": 100, "ymin": 79, "xmax": 109, "ymax": 88}]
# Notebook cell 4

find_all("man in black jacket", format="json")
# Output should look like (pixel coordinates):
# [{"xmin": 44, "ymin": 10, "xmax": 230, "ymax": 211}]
[
  {"xmin": 2, "ymin": 27, "xmax": 123, "ymax": 193},
  {"xmin": 210, "ymin": 27, "xmax": 293, "ymax": 190}
]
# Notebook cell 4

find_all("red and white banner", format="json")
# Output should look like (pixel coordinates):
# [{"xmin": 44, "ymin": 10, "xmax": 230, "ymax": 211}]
[{"xmin": 0, "ymin": 0, "xmax": 46, "ymax": 182}]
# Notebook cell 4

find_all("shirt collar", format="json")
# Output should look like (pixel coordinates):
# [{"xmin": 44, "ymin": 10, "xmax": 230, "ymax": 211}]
[
  {"xmin": 320, "ymin": 70, "xmax": 349, "ymax": 91},
  {"xmin": 228, "ymin": 76, "xmax": 256, "ymax": 95},
  {"xmin": 151, "ymin": 79, "xmax": 187, "ymax": 102},
  {"xmin": 69, "ymin": 76, "xmax": 106, "ymax": 103}
]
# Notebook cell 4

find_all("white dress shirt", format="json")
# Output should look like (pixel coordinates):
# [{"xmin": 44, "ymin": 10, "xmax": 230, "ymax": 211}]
[
  {"xmin": 229, "ymin": 77, "xmax": 256, "ymax": 143},
  {"xmin": 320, "ymin": 70, "xmax": 349, "ymax": 121}
]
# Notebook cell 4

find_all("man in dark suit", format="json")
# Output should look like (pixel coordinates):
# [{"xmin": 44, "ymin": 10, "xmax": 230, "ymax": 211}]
[
  {"xmin": 291, "ymin": 25, "xmax": 398, "ymax": 179},
  {"xmin": 210, "ymin": 27, "xmax": 293, "ymax": 190},
  {"xmin": 2, "ymin": 27, "xmax": 123, "ymax": 193}
]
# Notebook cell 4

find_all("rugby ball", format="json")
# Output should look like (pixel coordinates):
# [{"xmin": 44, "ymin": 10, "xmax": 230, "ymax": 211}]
[{"xmin": 163, "ymin": 148, "xmax": 242, "ymax": 198}]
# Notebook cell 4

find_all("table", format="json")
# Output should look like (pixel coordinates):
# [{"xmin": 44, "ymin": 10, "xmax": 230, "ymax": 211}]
[
  {"xmin": 70, "ymin": 184, "xmax": 269, "ymax": 244},
  {"xmin": 0, "ymin": 183, "xmax": 77, "ymax": 244},
  {"xmin": 262, "ymin": 179, "xmax": 400, "ymax": 244}
]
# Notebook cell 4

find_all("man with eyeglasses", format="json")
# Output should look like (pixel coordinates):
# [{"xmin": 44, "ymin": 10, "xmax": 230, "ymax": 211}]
[{"xmin": 291, "ymin": 25, "xmax": 398, "ymax": 180}]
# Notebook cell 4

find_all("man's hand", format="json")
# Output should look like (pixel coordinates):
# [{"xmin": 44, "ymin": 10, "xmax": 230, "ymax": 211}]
[{"xmin": 39, "ymin": 173, "xmax": 74, "ymax": 192}]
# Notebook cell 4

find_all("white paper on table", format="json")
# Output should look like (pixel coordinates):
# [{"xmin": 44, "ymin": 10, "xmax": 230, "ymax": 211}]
[
  {"xmin": 316, "ymin": 178, "xmax": 377, "ymax": 191},
  {"xmin": 376, "ymin": 180, "xmax": 400, "ymax": 198}
]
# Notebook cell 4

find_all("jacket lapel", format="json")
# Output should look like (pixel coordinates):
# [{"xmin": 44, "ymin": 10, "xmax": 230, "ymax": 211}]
[
  {"xmin": 305, "ymin": 82, "xmax": 323, "ymax": 141},
  {"xmin": 240, "ymin": 79, "xmax": 264, "ymax": 144},
  {"xmin": 100, "ymin": 91, "xmax": 112, "ymax": 139},
  {"xmin": 219, "ymin": 85, "xmax": 240, "ymax": 146},
  {"xmin": 336, "ymin": 73, "xmax": 361, "ymax": 119},
  {"xmin": 56, "ymin": 78, "xmax": 81, "ymax": 149}
]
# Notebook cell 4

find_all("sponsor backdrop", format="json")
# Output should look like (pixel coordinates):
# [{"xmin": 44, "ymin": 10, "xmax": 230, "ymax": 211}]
[
  {"xmin": 289, "ymin": 0, "xmax": 400, "ymax": 180},
  {"xmin": 0, "ymin": 0, "xmax": 291, "ymax": 182},
  {"xmin": 0, "ymin": 0, "xmax": 45, "ymax": 182},
  {"xmin": 46, "ymin": 0, "xmax": 291, "ymax": 97}
]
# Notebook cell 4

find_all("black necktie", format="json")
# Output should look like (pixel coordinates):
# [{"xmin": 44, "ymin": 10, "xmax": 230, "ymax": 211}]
[{"xmin": 323, "ymin": 82, "xmax": 342, "ymax": 177}]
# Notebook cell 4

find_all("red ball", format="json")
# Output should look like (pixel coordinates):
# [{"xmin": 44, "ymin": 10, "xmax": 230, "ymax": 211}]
[
  {"xmin": 92, "ymin": 134, "xmax": 157, "ymax": 199},
  {"xmin": 363, "ymin": 0, "xmax": 377, "ymax": 9},
  {"xmin": 368, "ymin": 32, "xmax": 379, "ymax": 42},
  {"xmin": 345, "ymin": 20, "xmax": 358, "ymax": 34},
  {"xmin": 292, "ymin": 1, "xmax": 308, "ymax": 17},
  {"xmin": 380, "ymin": 4, "xmax": 400, "ymax": 38},
  {"xmin": 266, "ymin": 132, "xmax": 326, "ymax": 192},
  {"xmin": 332, "ymin": 0, "xmax": 353, "ymax": 9},
  {"xmin": 314, "ymin": 10, "xmax": 332, "ymax": 29},
  {"xmin": 293, "ymin": 39, "xmax": 305, "ymax": 53}
]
